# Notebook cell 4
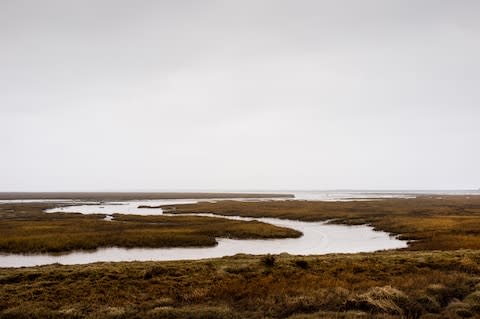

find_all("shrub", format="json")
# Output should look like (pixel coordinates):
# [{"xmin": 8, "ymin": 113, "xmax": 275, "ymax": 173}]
[
  {"xmin": 261, "ymin": 254, "xmax": 275, "ymax": 267},
  {"xmin": 294, "ymin": 259, "xmax": 309, "ymax": 269}
]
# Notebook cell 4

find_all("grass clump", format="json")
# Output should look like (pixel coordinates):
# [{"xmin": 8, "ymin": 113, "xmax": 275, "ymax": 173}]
[
  {"xmin": 346, "ymin": 286, "xmax": 421, "ymax": 317},
  {"xmin": 294, "ymin": 259, "xmax": 309, "ymax": 269},
  {"xmin": 261, "ymin": 254, "xmax": 276, "ymax": 267}
]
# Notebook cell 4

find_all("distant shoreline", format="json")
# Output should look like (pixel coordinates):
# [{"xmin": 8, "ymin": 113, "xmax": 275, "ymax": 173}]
[{"xmin": 0, "ymin": 192, "xmax": 294, "ymax": 201}]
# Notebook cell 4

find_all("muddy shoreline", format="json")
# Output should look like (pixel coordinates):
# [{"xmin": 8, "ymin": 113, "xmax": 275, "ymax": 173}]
[{"xmin": 0, "ymin": 192, "xmax": 294, "ymax": 201}]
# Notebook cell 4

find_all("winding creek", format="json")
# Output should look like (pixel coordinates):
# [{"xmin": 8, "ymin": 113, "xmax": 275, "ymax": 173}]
[{"xmin": 0, "ymin": 196, "xmax": 409, "ymax": 268}]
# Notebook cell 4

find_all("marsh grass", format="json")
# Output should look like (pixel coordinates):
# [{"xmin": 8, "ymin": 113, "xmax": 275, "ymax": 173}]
[
  {"xmin": 0, "ymin": 203, "xmax": 301, "ymax": 253},
  {"xmin": 3, "ymin": 196, "xmax": 480, "ymax": 318},
  {"xmin": 168, "ymin": 196, "xmax": 480, "ymax": 251},
  {"xmin": 2, "ymin": 251, "xmax": 480, "ymax": 318}
]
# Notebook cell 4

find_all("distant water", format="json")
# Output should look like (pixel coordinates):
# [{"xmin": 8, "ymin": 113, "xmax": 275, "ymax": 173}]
[
  {"xmin": 290, "ymin": 191, "xmax": 416, "ymax": 201},
  {"xmin": 39, "ymin": 191, "xmax": 416, "ymax": 215},
  {"xmin": 274, "ymin": 190, "xmax": 479, "ymax": 201},
  {"xmin": 2, "ymin": 190, "xmax": 478, "ymax": 206},
  {"xmin": 40, "ymin": 190, "xmax": 421, "ymax": 215}
]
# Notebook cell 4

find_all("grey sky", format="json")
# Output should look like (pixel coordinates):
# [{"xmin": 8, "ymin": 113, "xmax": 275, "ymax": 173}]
[{"xmin": 1, "ymin": 0, "xmax": 479, "ymax": 191}]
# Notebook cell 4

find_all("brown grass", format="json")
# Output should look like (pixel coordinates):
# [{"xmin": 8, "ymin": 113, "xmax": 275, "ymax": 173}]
[
  {"xmin": 2, "ymin": 250, "xmax": 480, "ymax": 318},
  {"xmin": 166, "ymin": 195, "xmax": 480, "ymax": 250},
  {"xmin": 0, "ymin": 203, "xmax": 301, "ymax": 253},
  {"xmin": 3, "ymin": 196, "xmax": 480, "ymax": 318}
]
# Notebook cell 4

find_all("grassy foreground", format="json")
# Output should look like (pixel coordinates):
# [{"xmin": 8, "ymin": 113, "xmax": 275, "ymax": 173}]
[
  {"xmin": 2, "ymin": 251, "xmax": 480, "ymax": 318},
  {"xmin": 0, "ymin": 203, "xmax": 300, "ymax": 253}
]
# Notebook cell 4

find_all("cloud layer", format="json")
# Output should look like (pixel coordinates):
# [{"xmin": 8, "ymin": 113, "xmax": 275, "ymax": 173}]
[{"xmin": 1, "ymin": 0, "xmax": 479, "ymax": 191}]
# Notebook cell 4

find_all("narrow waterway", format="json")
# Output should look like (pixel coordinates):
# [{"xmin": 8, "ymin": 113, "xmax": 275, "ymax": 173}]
[{"xmin": 0, "ymin": 198, "xmax": 408, "ymax": 267}]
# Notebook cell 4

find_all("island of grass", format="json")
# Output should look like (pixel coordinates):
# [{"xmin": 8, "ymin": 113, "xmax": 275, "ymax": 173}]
[
  {"xmin": 164, "ymin": 195, "xmax": 480, "ymax": 251},
  {"xmin": 0, "ymin": 203, "xmax": 301, "ymax": 254}
]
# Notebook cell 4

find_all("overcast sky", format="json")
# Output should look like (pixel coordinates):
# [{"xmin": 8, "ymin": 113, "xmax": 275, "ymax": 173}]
[{"xmin": 1, "ymin": 0, "xmax": 479, "ymax": 191}]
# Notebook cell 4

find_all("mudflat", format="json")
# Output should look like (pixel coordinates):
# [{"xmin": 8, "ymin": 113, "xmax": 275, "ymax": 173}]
[{"xmin": 0, "ymin": 192, "xmax": 293, "ymax": 201}]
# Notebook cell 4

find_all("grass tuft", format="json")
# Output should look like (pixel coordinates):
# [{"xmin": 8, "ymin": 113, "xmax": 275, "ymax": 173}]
[{"xmin": 261, "ymin": 254, "xmax": 276, "ymax": 267}]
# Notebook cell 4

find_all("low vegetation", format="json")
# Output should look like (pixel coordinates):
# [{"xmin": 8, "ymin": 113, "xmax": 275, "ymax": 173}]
[
  {"xmin": 2, "ymin": 250, "xmax": 480, "ymax": 318},
  {"xmin": 0, "ymin": 203, "xmax": 301, "ymax": 253}
]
